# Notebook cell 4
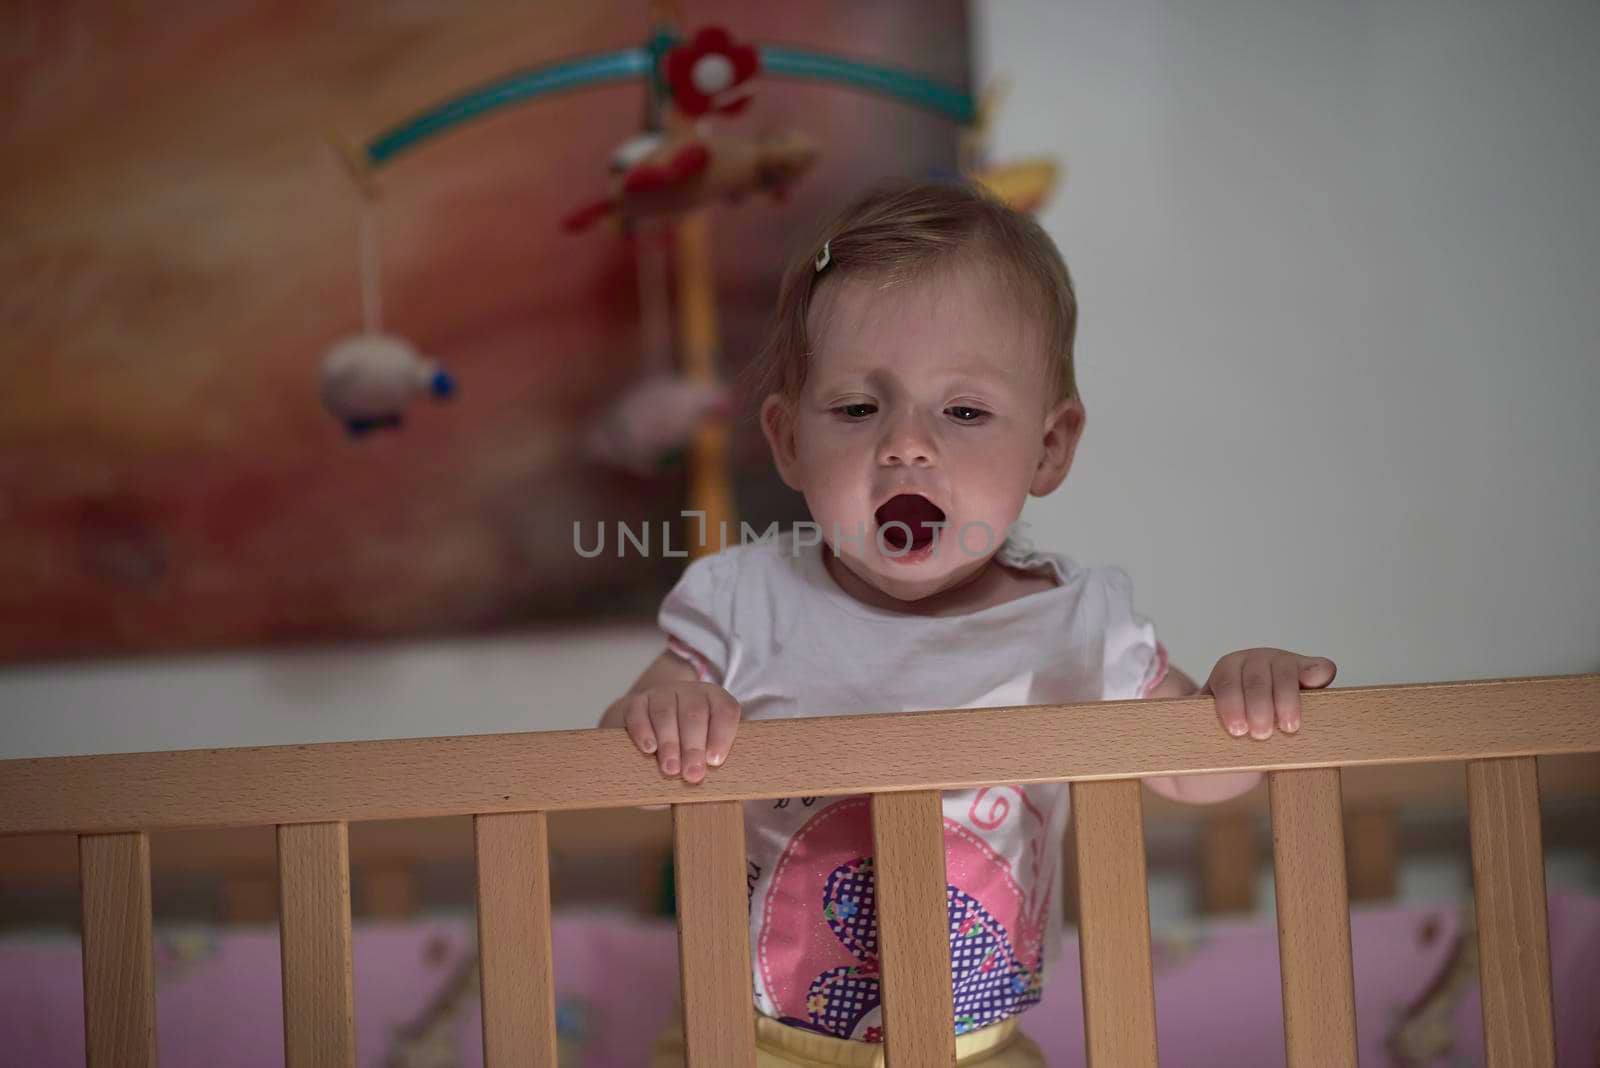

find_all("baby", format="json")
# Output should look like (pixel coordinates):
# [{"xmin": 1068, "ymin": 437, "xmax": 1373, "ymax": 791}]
[{"xmin": 599, "ymin": 180, "xmax": 1336, "ymax": 1066}]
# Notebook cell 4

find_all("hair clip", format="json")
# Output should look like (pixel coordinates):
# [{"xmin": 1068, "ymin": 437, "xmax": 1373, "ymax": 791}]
[{"xmin": 814, "ymin": 240, "xmax": 831, "ymax": 273}]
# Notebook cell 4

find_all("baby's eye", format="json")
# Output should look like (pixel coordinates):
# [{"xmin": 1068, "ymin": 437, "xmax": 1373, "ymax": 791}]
[
  {"xmin": 945, "ymin": 405, "xmax": 989, "ymax": 423},
  {"xmin": 834, "ymin": 403, "xmax": 877, "ymax": 419}
]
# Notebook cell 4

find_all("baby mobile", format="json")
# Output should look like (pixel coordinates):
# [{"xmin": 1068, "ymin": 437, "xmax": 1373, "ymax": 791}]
[{"xmin": 321, "ymin": 2, "xmax": 1059, "ymax": 556}]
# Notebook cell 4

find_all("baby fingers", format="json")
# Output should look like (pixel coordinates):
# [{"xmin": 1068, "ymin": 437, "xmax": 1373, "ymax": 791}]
[
  {"xmin": 677, "ymin": 690, "xmax": 713, "ymax": 784},
  {"xmin": 622, "ymin": 683, "xmax": 743, "ymax": 784},
  {"xmin": 1209, "ymin": 648, "xmax": 1332, "ymax": 740},
  {"xmin": 647, "ymin": 688, "xmax": 682, "ymax": 777},
  {"xmin": 704, "ymin": 690, "xmax": 742, "ymax": 770},
  {"xmin": 678, "ymin": 689, "xmax": 744, "ymax": 784},
  {"xmin": 622, "ymin": 693, "xmax": 656, "ymax": 754},
  {"xmin": 1270, "ymin": 656, "xmax": 1303, "ymax": 734},
  {"xmin": 1208, "ymin": 669, "xmax": 1250, "ymax": 738},
  {"xmin": 1240, "ymin": 660, "xmax": 1277, "ymax": 739}
]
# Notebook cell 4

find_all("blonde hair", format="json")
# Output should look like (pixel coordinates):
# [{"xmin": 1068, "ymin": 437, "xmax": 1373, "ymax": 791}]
[{"xmin": 747, "ymin": 178, "xmax": 1079, "ymax": 408}]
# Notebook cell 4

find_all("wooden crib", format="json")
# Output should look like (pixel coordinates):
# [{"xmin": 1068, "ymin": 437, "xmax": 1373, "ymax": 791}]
[{"xmin": 1, "ymin": 673, "xmax": 1595, "ymax": 1067}]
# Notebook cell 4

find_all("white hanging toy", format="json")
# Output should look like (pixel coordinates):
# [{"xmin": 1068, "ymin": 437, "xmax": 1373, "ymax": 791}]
[
  {"xmin": 320, "ymin": 334, "xmax": 455, "ymax": 436},
  {"xmin": 580, "ymin": 219, "xmax": 731, "ymax": 476},
  {"xmin": 319, "ymin": 184, "xmax": 453, "ymax": 436},
  {"xmin": 584, "ymin": 372, "xmax": 730, "ymax": 475}
]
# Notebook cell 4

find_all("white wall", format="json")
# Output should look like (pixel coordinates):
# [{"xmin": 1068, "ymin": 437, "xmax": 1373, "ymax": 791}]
[
  {"xmin": 976, "ymin": 0, "xmax": 1600, "ymax": 687},
  {"xmin": 0, "ymin": 625, "xmax": 664, "ymax": 758},
  {"xmin": 4, "ymin": 0, "xmax": 1597, "ymax": 759}
]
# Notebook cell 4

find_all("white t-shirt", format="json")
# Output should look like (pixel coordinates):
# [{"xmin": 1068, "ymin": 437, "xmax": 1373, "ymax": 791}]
[{"xmin": 658, "ymin": 528, "xmax": 1167, "ymax": 1042}]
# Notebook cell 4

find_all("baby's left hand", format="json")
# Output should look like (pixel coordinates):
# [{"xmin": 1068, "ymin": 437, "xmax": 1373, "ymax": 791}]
[{"xmin": 1204, "ymin": 648, "xmax": 1337, "ymax": 740}]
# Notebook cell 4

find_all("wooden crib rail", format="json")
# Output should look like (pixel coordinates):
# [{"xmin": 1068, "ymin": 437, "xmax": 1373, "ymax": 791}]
[
  {"xmin": 2, "ymin": 672, "xmax": 1596, "ymax": 1067},
  {"xmin": 1, "ymin": 674, "xmax": 1595, "ymax": 836}
]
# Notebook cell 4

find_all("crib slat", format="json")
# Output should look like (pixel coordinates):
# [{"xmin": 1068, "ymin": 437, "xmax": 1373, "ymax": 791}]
[
  {"xmin": 278, "ymin": 822, "xmax": 355, "ymax": 1068},
  {"xmin": 871, "ymin": 790, "xmax": 956, "ymax": 1067},
  {"xmin": 79, "ymin": 832, "xmax": 156, "ymax": 1068},
  {"xmin": 474, "ymin": 811, "xmax": 558, "ymax": 1067},
  {"xmin": 1070, "ymin": 780, "xmax": 1158, "ymax": 1067},
  {"xmin": 1467, "ymin": 757, "xmax": 1556, "ymax": 1067},
  {"xmin": 1269, "ymin": 769, "xmax": 1357, "ymax": 1066},
  {"xmin": 672, "ymin": 801, "xmax": 757, "ymax": 1066}
]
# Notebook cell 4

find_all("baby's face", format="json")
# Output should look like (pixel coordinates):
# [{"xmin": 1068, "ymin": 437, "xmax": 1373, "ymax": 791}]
[{"xmin": 763, "ymin": 262, "xmax": 1084, "ymax": 603}]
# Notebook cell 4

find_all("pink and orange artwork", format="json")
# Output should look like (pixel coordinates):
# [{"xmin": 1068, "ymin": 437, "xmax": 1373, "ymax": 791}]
[{"xmin": 0, "ymin": 1, "xmax": 970, "ymax": 663}]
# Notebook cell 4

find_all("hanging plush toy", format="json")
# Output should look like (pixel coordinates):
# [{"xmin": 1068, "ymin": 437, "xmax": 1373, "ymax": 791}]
[
  {"xmin": 583, "ymin": 373, "xmax": 731, "ymax": 475},
  {"xmin": 320, "ymin": 334, "xmax": 455, "ymax": 436},
  {"xmin": 664, "ymin": 27, "xmax": 761, "ymax": 119},
  {"xmin": 316, "ymin": 189, "xmax": 454, "ymax": 437},
  {"xmin": 562, "ymin": 126, "xmax": 818, "ymax": 233},
  {"xmin": 960, "ymin": 80, "xmax": 1062, "ymax": 215},
  {"xmin": 562, "ymin": 25, "xmax": 818, "ymax": 232}
]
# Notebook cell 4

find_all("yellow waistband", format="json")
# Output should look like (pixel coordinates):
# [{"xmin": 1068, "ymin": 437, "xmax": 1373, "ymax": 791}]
[{"xmin": 753, "ymin": 1014, "xmax": 1024, "ymax": 1067}]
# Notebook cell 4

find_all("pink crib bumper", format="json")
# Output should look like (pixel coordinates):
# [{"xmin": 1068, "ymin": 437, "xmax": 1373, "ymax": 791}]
[{"xmin": 2, "ymin": 895, "xmax": 1597, "ymax": 1066}]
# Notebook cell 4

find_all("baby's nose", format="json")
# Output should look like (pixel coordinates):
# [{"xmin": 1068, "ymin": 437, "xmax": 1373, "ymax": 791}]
[{"xmin": 877, "ymin": 427, "xmax": 935, "ymax": 466}]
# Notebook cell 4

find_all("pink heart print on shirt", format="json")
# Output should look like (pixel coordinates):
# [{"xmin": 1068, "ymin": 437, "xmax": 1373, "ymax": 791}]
[{"xmin": 757, "ymin": 796, "xmax": 1046, "ymax": 1041}]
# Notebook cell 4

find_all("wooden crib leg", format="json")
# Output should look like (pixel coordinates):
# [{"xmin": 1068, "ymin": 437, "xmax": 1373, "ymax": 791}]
[
  {"xmin": 1071, "ymin": 780, "xmax": 1159, "ymax": 1068},
  {"xmin": 278, "ymin": 821, "xmax": 355, "ymax": 1068},
  {"xmin": 79, "ymin": 831, "xmax": 157, "ymax": 1068},
  {"xmin": 673, "ymin": 801, "xmax": 757, "ymax": 1067},
  {"xmin": 872, "ymin": 790, "xmax": 957, "ymax": 1068},
  {"xmin": 475, "ymin": 811, "xmax": 558, "ymax": 1067},
  {"xmin": 1466, "ymin": 757, "xmax": 1556, "ymax": 1067},
  {"xmin": 1269, "ymin": 769, "xmax": 1357, "ymax": 1067}
]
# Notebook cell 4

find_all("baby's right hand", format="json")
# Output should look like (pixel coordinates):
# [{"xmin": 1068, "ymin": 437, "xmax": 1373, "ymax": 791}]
[{"xmin": 608, "ymin": 681, "xmax": 742, "ymax": 785}]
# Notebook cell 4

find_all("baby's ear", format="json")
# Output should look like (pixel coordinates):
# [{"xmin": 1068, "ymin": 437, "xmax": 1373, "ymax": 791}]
[
  {"xmin": 1031, "ymin": 396, "xmax": 1086, "ymax": 496},
  {"xmin": 760, "ymin": 394, "xmax": 804, "ymax": 490}
]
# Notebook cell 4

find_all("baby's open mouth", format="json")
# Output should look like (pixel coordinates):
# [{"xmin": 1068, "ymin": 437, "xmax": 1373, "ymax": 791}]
[{"xmin": 874, "ymin": 494, "xmax": 946, "ymax": 553}]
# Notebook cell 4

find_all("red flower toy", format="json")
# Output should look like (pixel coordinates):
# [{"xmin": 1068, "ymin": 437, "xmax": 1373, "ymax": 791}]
[{"xmin": 664, "ymin": 27, "xmax": 760, "ymax": 117}]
